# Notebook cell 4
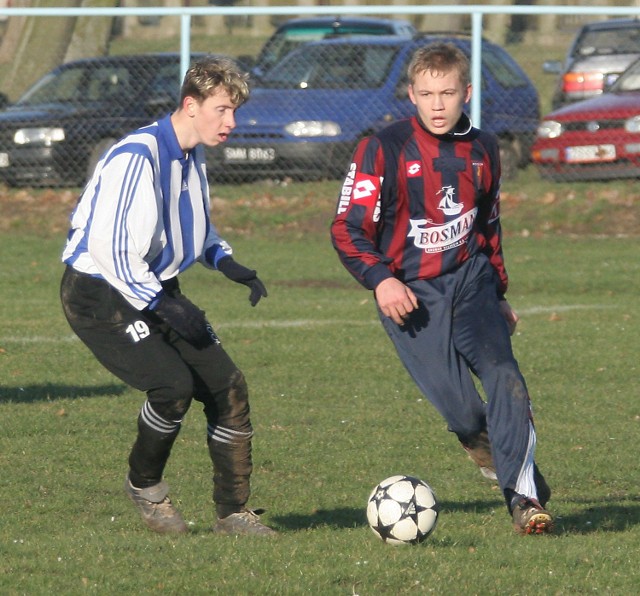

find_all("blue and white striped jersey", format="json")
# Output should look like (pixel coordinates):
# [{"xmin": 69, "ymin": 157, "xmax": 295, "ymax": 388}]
[{"xmin": 62, "ymin": 114, "xmax": 232, "ymax": 311}]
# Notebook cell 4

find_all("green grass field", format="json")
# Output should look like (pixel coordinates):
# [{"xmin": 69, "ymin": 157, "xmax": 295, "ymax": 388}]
[{"xmin": 1, "ymin": 171, "xmax": 639, "ymax": 594}]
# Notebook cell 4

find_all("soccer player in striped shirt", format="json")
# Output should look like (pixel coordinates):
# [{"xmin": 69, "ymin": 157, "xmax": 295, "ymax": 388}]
[
  {"xmin": 331, "ymin": 42, "xmax": 553, "ymax": 535},
  {"xmin": 61, "ymin": 56, "xmax": 275, "ymax": 536}
]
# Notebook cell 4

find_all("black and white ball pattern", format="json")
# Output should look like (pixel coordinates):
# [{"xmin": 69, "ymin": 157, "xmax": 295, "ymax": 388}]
[{"xmin": 366, "ymin": 475, "xmax": 439, "ymax": 545}]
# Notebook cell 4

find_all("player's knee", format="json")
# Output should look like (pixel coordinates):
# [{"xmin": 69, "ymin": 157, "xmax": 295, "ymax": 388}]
[
  {"xmin": 221, "ymin": 369, "xmax": 250, "ymax": 426},
  {"xmin": 147, "ymin": 370, "xmax": 195, "ymax": 419},
  {"xmin": 493, "ymin": 363, "xmax": 529, "ymax": 402}
]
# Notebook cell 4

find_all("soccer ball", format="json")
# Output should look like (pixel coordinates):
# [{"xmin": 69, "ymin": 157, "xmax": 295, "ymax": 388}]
[{"xmin": 366, "ymin": 475, "xmax": 439, "ymax": 545}]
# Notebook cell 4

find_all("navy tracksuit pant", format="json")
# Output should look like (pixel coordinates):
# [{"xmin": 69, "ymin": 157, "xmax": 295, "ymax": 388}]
[{"xmin": 379, "ymin": 253, "xmax": 539, "ymax": 499}]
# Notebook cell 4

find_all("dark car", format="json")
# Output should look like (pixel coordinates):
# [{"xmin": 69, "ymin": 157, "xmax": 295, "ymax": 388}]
[
  {"xmin": 0, "ymin": 53, "xmax": 200, "ymax": 187},
  {"xmin": 532, "ymin": 56, "xmax": 640, "ymax": 182},
  {"xmin": 247, "ymin": 16, "xmax": 416, "ymax": 79},
  {"xmin": 544, "ymin": 17, "xmax": 640, "ymax": 109},
  {"xmin": 209, "ymin": 33, "xmax": 539, "ymax": 182}
]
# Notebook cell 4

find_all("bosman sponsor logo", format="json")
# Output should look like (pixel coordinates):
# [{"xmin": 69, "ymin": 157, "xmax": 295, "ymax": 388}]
[{"xmin": 408, "ymin": 208, "xmax": 478, "ymax": 253}]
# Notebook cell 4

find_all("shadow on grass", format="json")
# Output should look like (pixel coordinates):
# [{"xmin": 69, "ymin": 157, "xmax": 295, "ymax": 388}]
[
  {"xmin": 0, "ymin": 383, "xmax": 127, "ymax": 403},
  {"xmin": 273, "ymin": 507, "xmax": 367, "ymax": 530},
  {"xmin": 272, "ymin": 499, "xmax": 502, "ymax": 531},
  {"xmin": 555, "ymin": 496, "xmax": 640, "ymax": 535},
  {"xmin": 272, "ymin": 497, "xmax": 640, "ymax": 536}
]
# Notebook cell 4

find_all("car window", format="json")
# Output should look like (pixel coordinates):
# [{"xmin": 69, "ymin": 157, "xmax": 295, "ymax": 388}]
[
  {"xmin": 86, "ymin": 66, "xmax": 135, "ymax": 102},
  {"xmin": 262, "ymin": 44, "xmax": 399, "ymax": 90},
  {"xmin": 149, "ymin": 63, "xmax": 181, "ymax": 98},
  {"xmin": 257, "ymin": 24, "xmax": 401, "ymax": 73},
  {"xmin": 612, "ymin": 60, "xmax": 640, "ymax": 91},
  {"xmin": 17, "ymin": 67, "xmax": 86, "ymax": 105},
  {"xmin": 574, "ymin": 26, "xmax": 640, "ymax": 56},
  {"xmin": 17, "ymin": 63, "xmax": 141, "ymax": 106},
  {"xmin": 482, "ymin": 46, "xmax": 529, "ymax": 89}
]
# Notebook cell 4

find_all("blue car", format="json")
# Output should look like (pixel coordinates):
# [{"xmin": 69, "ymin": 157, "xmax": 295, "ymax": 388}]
[
  {"xmin": 209, "ymin": 33, "xmax": 540, "ymax": 182},
  {"xmin": 248, "ymin": 15, "xmax": 416, "ymax": 79}
]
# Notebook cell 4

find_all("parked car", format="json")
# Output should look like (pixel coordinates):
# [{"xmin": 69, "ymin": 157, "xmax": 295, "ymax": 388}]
[
  {"xmin": 544, "ymin": 17, "xmax": 640, "ymax": 110},
  {"xmin": 245, "ymin": 16, "xmax": 416, "ymax": 80},
  {"xmin": 532, "ymin": 56, "xmax": 640, "ymax": 182},
  {"xmin": 209, "ymin": 33, "xmax": 540, "ymax": 182},
  {"xmin": 0, "ymin": 53, "xmax": 215, "ymax": 187}
]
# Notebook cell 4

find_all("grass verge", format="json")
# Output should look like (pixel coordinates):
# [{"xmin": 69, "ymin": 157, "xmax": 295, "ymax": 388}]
[{"xmin": 1, "ymin": 174, "xmax": 639, "ymax": 594}]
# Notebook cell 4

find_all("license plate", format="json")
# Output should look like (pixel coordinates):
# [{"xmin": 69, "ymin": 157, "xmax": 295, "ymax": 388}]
[
  {"xmin": 223, "ymin": 147, "xmax": 276, "ymax": 163},
  {"xmin": 565, "ymin": 144, "xmax": 616, "ymax": 163},
  {"xmin": 0, "ymin": 152, "xmax": 8, "ymax": 167}
]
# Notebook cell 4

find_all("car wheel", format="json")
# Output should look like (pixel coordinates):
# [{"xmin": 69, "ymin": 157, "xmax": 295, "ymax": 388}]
[
  {"xmin": 498, "ymin": 137, "xmax": 521, "ymax": 181},
  {"xmin": 86, "ymin": 138, "xmax": 117, "ymax": 182}
]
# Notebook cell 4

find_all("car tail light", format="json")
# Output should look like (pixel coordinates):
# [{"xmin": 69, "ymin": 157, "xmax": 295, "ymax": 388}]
[{"xmin": 562, "ymin": 72, "xmax": 604, "ymax": 94}]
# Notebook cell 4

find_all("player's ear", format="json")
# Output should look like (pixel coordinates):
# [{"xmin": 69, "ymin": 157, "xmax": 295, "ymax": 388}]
[
  {"xmin": 408, "ymin": 84, "xmax": 417, "ymax": 106},
  {"xmin": 464, "ymin": 83, "xmax": 472, "ymax": 104},
  {"xmin": 183, "ymin": 95, "xmax": 197, "ymax": 116}
]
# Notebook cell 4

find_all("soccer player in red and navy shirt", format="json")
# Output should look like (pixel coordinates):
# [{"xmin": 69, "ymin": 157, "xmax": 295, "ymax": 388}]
[{"xmin": 331, "ymin": 42, "xmax": 553, "ymax": 535}]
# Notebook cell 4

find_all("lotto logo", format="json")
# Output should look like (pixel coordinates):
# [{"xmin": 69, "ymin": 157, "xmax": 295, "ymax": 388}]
[
  {"xmin": 353, "ymin": 178, "xmax": 378, "ymax": 199},
  {"xmin": 336, "ymin": 167, "xmax": 380, "ymax": 215},
  {"xmin": 406, "ymin": 161, "xmax": 422, "ymax": 177}
]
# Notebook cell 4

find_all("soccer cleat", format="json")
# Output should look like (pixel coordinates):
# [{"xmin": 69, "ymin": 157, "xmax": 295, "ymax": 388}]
[
  {"xmin": 460, "ymin": 430, "xmax": 497, "ymax": 481},
  {"xmin": 479, "ymin": 466, "xmax": 498, "ymax": 481},
  {"xmin": 212, "ymin": 508, "xmax": 277, "ymax": 536},
  {"xmin": 511, "ymin": 495, "xmax": 553, "ymax": 535},
  {"xmin": 124, "ymin": 475, "xmax": 188, "ymax": 534}
]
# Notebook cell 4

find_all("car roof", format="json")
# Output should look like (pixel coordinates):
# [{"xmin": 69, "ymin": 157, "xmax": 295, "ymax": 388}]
[
  {"xmin": 292, "ymin": 32, "xmax": 486, "ymax": 49},
  {"xmin": 578, "ymin": 17, "xmax": 640, "ymax": 32},
  {"xmin": 274, "ymin": 16, "xmax": 415, "ymax": 31},
  {"xmin": 57, "ymin": 52, "xmax": 206, "ymax": 67}
]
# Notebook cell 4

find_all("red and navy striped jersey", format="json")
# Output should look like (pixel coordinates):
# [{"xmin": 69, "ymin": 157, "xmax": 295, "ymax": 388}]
[{"xmin": 330, "ymin": 114, "xmax": 508, "ymax": 295}]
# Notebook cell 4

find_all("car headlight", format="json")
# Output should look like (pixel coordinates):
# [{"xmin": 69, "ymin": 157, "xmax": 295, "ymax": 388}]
[
  {"xmin": 536, "ymin": 120, "xmax": 563, "ymax": 139},
  {"xmin": 624, "ymin": 115, "xmax": 640, "ymax": 133},
  {"xmin": 284, "ymin": 121, "xmax": 341, "ymax": 137},
  {"xmin": 14, "ymin": 127, "xmax": 65, "ymax": 146}
]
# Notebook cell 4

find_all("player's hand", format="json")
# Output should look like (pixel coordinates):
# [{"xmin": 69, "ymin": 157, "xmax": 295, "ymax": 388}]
[
  {"xmin": 374, "ymin": 278, "xmax": 419, "ymax": 325},
  {"xmin": 217, "ymin": 256, "xmax": 268, "ymax": 306},
  {"xmin": 499, "ymin": 299, "xmax": 519, "ymax": 336},
  {"xmin": 152, "ymin": 293, "xmax": 217, "ymax": 348}
]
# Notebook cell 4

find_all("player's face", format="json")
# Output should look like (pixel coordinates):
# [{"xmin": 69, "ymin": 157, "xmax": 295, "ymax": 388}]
[
  {"xmin": 189, "ymin": 89, "xmax": 237, "ymax": 147},
  {"xmin": 408, "ymin": 68, "xmax": 472, "ymax": 135}
]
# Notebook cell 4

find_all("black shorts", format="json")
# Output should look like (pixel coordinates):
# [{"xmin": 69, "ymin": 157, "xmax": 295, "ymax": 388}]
[{"xmin": 60, "ymin": 266, "xmax": 239, "ymax": 413}]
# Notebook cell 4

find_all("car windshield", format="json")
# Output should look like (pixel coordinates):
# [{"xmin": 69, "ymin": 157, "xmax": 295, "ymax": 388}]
[
  {"xmin": 16, "ymin": 61, "xmax": 180, "ymax": 107},
  {"xmin": 256, "ymin": 23, "xmax": 403, "ymax": 72},
  {"xmin": 260, "ymin": 43, "xmax": 399, "ymax": 90},
  {"xmin": 483, "ymin": 46, "xmax": 530, "ymax": 89},
  {"xmin": 611, "ymin": 59, "xmax": 640, "ymax": 92},
  {"xmin": 574, "ymin": 25, "xmax": 640, "ymax": 57},
  {"xmin": 17, "ymin": 64, "xmax": 136, "ymax": 106}
]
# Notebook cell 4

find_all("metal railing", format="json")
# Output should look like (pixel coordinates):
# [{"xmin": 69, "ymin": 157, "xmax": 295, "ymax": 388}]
[{"xmin": 0, "ymin": 3, "xmax": 637, "ymax": 186}]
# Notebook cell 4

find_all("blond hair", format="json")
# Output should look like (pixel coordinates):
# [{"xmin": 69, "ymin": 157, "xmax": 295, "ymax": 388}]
[
  {"xmin": 180, "ymin": 55, "xmax": 249, "ymax": 106},
  {"xmin": 407, "ymin": 42, "xmax": 470, "ymax": 87}
]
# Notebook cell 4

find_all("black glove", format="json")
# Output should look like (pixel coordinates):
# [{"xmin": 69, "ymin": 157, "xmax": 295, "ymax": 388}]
[
  {"xmin": 217, "ymin": 256, "xmax": 268, "ymax": 307},
  {"xmin": 152, "ymin": 293, "xmax": 217, "ymax": 349}
]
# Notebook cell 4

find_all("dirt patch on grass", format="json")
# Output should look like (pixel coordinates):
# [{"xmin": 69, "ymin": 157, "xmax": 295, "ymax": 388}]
[
  {"xmin": 1, "ymin": 182, "xmax": 638, "ymax": 239},
  {"xmin": 0, "ymin": 187, "xmax": 78, "ymax": 237},
  {"xmin": 500, "ymin": 187, "xmax": 639, "ymax": 238}
]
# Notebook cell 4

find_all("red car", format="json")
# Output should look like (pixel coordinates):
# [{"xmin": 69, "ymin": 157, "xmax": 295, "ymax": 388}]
[{"xmin": 532, "ymin": 56, "xmax": 640, "ymax": 182}]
